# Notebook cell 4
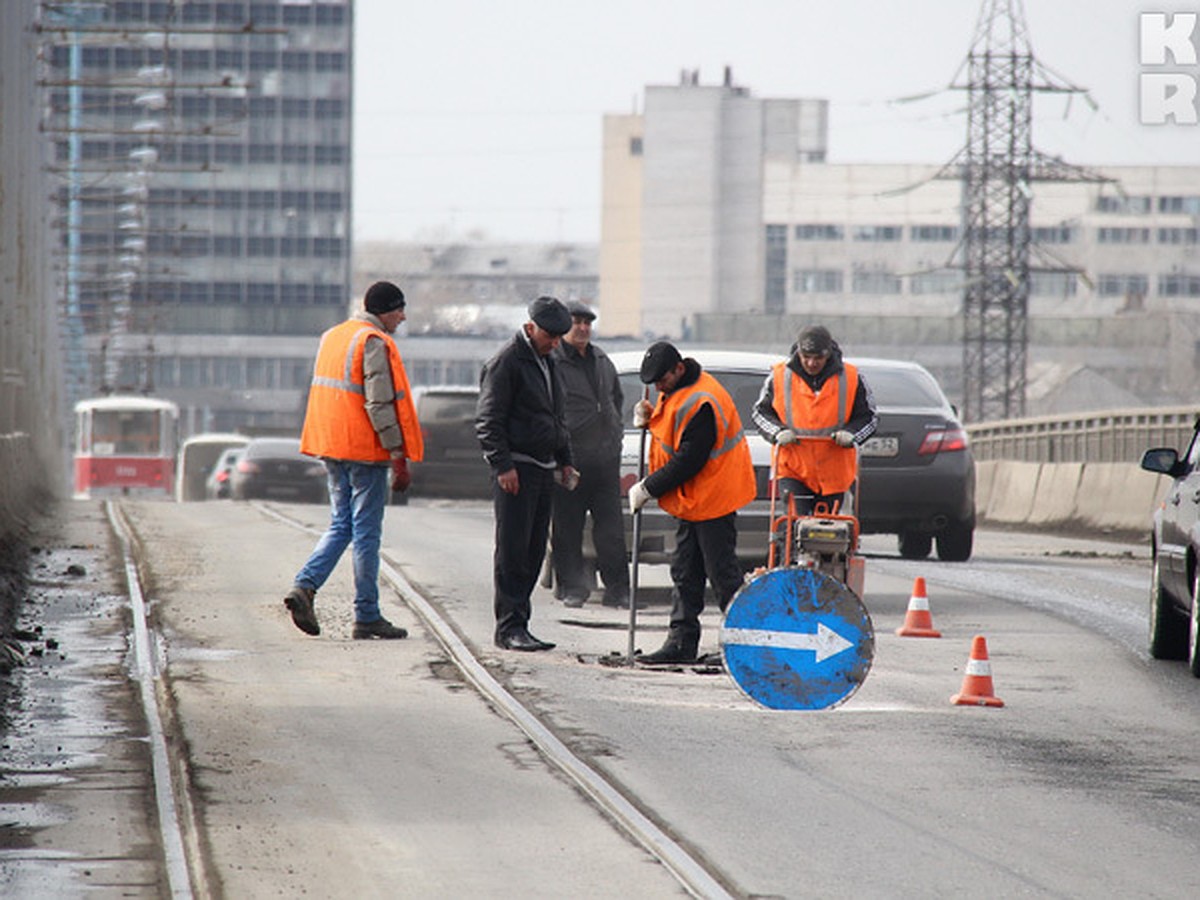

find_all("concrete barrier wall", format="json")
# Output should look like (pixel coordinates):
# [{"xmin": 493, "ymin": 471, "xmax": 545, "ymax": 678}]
[
  {"xmin": 0, "ymin": 433, "xmax": 44, "ymax": 542},
  {"xmin": 977, "ymin": 459, "xmax": 1170, "ymax": 536}
]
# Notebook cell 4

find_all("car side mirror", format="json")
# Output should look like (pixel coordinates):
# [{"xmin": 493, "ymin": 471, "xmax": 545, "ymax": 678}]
[{"xmin": 1141, "ymin": 447, "xmax": 1181, "ymax": 476}]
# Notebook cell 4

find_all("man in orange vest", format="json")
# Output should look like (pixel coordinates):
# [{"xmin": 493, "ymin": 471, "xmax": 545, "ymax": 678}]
[
  {"xmin": 283, "ymin": 281, "xmax": 424, "ymax": 640},
  {"xmin": 752, "ymin": 324, "xmax": 877, "ymax": 516},
  {"xmin": 627, "ymin": 342, "xmax": 757, "ymax": 664}
]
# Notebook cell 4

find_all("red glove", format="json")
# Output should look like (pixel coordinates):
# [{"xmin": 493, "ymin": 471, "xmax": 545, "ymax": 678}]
[{"xmin": 390, "ymin": 457, "xmax": 411, "ymax": 493}]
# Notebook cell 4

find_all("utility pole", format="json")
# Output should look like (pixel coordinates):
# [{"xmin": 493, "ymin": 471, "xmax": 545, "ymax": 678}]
[{"xmin": 949, "ymin": 0, "xmax": 1110, "ymax": 423}]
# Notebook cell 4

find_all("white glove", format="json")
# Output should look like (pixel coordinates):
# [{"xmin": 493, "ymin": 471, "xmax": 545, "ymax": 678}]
[
  {"xmin": 832, "ymin": 430, "xmax": 855, "ymax": 448},
  {"xmin": 628, "ymin": 479, "xmax": 652, "ymax": 513},
  {"xmin": 633, "ymin": 400, "xmax": 653, "ymax": 428},
  {"xmin": 775, "ymin": 428, "xmax": 797, "ymax": 446}
]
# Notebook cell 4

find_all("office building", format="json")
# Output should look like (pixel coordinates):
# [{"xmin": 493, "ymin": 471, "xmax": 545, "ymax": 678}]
[{"xmin": 43, "ymin": 0, "xmax": 352, "ymax": 435}]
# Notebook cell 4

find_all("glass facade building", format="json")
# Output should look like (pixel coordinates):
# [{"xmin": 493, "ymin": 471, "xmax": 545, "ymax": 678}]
[{"xmin": 44, "ymin": 0, "xmax": 352, "ymax": 435}]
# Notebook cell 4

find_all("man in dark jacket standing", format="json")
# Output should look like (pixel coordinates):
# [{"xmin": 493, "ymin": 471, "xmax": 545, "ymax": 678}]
[
  {"xmin": 476, "ymin": 296, "xmax": 578, "ymax": 651},
  {"xmin": 550, "ymin": 300, "xmax": 630, "ymax": 608}
]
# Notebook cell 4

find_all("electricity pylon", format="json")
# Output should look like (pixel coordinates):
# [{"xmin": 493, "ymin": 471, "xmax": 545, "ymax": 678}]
[{"xmin": 945, "ymin": 0, "xmax": 1110, "ymax": 422}]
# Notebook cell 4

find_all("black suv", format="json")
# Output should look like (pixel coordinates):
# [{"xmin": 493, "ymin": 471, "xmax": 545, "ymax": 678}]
[{"xmin": 410, "ymin": 386, "xmax": 491, "ymax": 499}]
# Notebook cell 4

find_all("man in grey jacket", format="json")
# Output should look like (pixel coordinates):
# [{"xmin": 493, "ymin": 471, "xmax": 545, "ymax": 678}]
[{"xmin": 550, "ymin": 301, "xmax": 630, "ymax": 608}]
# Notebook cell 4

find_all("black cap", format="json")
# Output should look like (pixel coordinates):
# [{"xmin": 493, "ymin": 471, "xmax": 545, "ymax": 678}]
[
  {"xmin": 797, "ymin": 324, "xmax": 833, "ymax": 356},
  {"xmin": 364, "ymin": 281, "xmax": 405, "ymax": 315},
  {"xmin": 639, "ymin": 341, "xmax": 683, "ymax": 383},
  {"xmin": 527, "ymin": 296, "xmax": 572, "ymax": 336},
  {"xmin": 566, "ymin": 300, "xmax": 596, "ymax": 322}
]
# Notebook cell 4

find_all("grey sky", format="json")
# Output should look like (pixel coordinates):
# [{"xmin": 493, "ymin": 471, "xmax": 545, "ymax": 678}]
[{"xmin": 352, "ymin": 0, "xmax": 1197, "ymax": 244}]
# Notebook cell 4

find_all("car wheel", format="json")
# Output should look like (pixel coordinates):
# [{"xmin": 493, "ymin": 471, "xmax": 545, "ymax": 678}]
[
  {"xmin": 898, "ymin": 531, "xmax": 932, "ymax": 560},
  {"xmin": 1149, "ymin": 554, "xmax": 1187, "ymax": 660},
  {"xmin": 1189, "ymin": 568, "xmax": 1200, "ymax": 678},
  {"xmin": 936, "ymin": 520, "xmax": 974, "ymax": 562}
]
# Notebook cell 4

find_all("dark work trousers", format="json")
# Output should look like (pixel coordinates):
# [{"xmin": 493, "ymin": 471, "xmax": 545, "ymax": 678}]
[
  {"xmin": 492, "ymin": 462, "xmax": 555, "ymax": 640},
  {"xmin": 777, "ymin": 477, "xmax": 845, "ymax": 516},
  {"xmin": 667, "ymin": 511, "xmax": 743, "ymax": 649},
  {"xmin": 550, "ymin": 456, "xmax": 629, "ymax": 600}
]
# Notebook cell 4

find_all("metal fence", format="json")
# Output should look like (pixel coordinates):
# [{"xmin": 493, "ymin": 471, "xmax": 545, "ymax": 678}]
[{"xmin": 966, "ymin": 407, "xmax": 1198, "ymax": 463}]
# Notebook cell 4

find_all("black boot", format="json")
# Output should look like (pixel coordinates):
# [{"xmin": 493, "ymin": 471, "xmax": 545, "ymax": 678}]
[{"xmin": 638, "ymin": 636, "xmax": 698, "ymax": 665}]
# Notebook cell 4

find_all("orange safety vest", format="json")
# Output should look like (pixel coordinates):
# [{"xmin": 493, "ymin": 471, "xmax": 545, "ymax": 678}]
[
  {"xmin": 648, "ymin": 371, "xmax": 756, "ymax": 521},
  {"xmin": 770, "ymin": 360, "xmax": 858, "ymax": 493},
  {"xmin": 300, "ymin": 319, "xmax": 424, "ymax": 463}
]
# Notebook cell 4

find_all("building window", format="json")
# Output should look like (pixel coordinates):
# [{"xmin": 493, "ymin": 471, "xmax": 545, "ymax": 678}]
[
  {"xmin": 851, "ymin": 270, "xmax": 902, "ymax": 294},
  {"xmin": 1159, "ymin": 273, "xmax": 1200, "ymax": 296},
  {"xmin": 909, "ymin": 271, "xmax": 961, "ymax": 294},
  {"xmin": 1033, "ymin": 226, "xmax": 1074, "ymax": 244},
  {"xmin": 629, "ymin": 136, "xmax": 643, "ymax": 156},
  {"xmin": 794, "ymin": 224, "xmax": 843, "ymax": 241},
  {"xmin": 1158, "ymin": 227, "xmax": 1200, "ymax": 244},
  {"xmin": 1095, "ymin": 195, "xmax": 1152, "ymax": 214},
  {"xmin": 764, "ymin": 225, "xmax": 788, "ymax": 313},
  {"xmin": 1029, "ymin": 272, "xmax": 1078, "ymax": 297},
  {"xmin": 910, "ymin": 225, "xmax": 958, "ymax": 242},
  {"xmin": 1097, "ymin": 227, "xmax": 1150, "ymax": 244},
  {"xmin": 852, "ymin": 225, "xmax": 903, "ymax": 242},
  {"xmin": 1158, "ymin": 195, "xmax": 1200, "ymax": 214},
  {"xmin": 792, "ymin": 269, "xmax": 842, "ymax": 294},
  {"xmin": 1096, "ymin": 274, "xmax": 1149, "ymax": 296}
]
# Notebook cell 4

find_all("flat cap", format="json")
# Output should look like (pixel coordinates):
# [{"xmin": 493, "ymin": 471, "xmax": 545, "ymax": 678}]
[
  {"xmin": 566, "ymin": 299, "xmax": 596, "ymax": 321},
  {"xmin": 528, "ymin": 296, "xmax": 572, "ymax": 336},
  {"xmin": 639, "ymin": 340, "xmax": 683, "ymax": 384}
]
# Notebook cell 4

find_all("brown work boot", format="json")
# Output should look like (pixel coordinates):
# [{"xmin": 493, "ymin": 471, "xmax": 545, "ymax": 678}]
[
  {"xmin": 284, "ymin": 586, "xmax": 319, "ymax": 636},
  {"xmin": 352, "ymin": 617, "xmax": 408, "ymax": 640}
]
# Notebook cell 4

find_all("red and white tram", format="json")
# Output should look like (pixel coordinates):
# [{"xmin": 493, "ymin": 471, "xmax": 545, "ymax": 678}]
[{"xmin": 73, "ymin": 395, "xmax": 179, "ymax": 499}]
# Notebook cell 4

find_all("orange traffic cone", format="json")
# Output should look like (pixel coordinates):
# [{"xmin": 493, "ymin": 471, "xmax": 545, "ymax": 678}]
[
  {"xmin": 951, "ymin": 635, "xmax": 1005, "ymax": 707},
  {"xmin": 896, "ymin": 576, "xmax": 941, "ymax": 638}
]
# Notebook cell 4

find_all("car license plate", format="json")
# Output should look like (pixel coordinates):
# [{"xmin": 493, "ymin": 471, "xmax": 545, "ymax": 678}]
[{"xmin": 860, "ymin": 436, "xmax": 899, "ymax": 458}]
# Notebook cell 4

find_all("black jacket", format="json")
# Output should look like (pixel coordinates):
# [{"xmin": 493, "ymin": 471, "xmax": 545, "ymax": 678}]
[
  {"xmin": 751, "ymin": 343, "xmax": 877, "ymax": 445},
  {"xmin": 476, "ymin": 330, "xmax": 573, "ymax": 473},
  {"xmin": 551, "ymin": 340, "xmax": 623, "ymax": 465}
]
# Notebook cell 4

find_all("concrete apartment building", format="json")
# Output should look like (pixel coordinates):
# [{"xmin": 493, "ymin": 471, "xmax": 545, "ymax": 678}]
[
  {"xmin": 43, "ymin": 0, "xmax": 353, "ymax": 435},
  {"xmin": 600, "ymin": 71, "xmax": 1200, "ymax": 409}
]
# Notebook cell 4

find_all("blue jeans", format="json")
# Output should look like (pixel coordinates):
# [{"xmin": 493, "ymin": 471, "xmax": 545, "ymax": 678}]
[{"xmin": 294, "ymin": 460, "xmax": 389, "ymax": 623}]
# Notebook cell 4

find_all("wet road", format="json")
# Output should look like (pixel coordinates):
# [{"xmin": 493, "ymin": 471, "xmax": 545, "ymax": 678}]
[{"xmin": 4, "ymin": 498, "xmax": 1200, "ymax": 898}]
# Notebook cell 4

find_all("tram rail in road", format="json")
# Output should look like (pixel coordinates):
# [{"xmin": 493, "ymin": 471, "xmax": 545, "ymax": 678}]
[{"xmin": 255, "ymin": 501, "xmax": 735, "ymax": 900}]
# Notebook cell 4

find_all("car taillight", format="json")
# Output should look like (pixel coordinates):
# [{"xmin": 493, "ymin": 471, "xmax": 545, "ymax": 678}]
[
  {"xmin": 917, "ymin": 428, "xmax": 968, "ymax": 455},
  {"xmin": 237, "ymin": 459, "xmax": 260, "ymax": 473}
]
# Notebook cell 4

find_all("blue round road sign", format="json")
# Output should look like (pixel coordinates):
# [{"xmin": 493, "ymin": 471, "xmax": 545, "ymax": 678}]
[{"xmin": 721, "ymin": 567, "xmax": 874, "ymax": 710}]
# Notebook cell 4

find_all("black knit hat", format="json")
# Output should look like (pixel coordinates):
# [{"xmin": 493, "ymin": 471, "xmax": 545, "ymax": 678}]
[
  {"xmin": 364, "ymin": 281, "xmax": 405, "ymax": 315},
  {"xmin": 639, "ymin": 341, "xmax": 683, "ymax": 383},
  {"xmin": 796, "ymin": 324, "xmax": 833, "ymax": 355},
  {"xmin": 527, "ymin": 296, "xmax": 572, "ymax": 335}
]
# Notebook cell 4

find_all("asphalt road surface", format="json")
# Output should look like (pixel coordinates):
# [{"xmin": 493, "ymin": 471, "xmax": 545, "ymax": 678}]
[{"xmin": 5, "ymin": 497, "xmax": 1200, "ymax": 898}]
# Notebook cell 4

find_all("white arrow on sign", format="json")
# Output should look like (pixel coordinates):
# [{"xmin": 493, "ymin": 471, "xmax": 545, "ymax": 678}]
[{"xmin": 721, "ymin": 622, "xmax": 854, "ymax": 663}]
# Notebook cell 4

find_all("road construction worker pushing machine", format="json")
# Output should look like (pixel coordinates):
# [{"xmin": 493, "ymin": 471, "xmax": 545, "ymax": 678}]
[
  {"xmin": 724, "ymin": 324, "xmax": 878, "ymax": 709},
  {"xmin": 748, "ymin": 323, "xmax": 878, "ymax": 596}
]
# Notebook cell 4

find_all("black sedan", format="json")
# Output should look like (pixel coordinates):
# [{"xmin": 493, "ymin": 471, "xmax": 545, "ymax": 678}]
[
  {"xmin": 1140, "ymin": 419, "xmax": 1200, "ymax": 670},
  {"xmin": 229, "ymin": 437, "xmax": 329, "ymax": 504},
  {"xmin": 853, "ymin": 358, "xmax": 976, "ymax": 562}
]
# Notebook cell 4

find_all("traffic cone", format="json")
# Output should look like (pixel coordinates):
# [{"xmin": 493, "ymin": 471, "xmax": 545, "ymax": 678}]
[
  {"xmin": 896, "ymin": 576, "xmax": 941, "ymax": 637},
  {"xmin": 951, "ymin": 635, "xmax": 1005, "ymax": 707}
]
